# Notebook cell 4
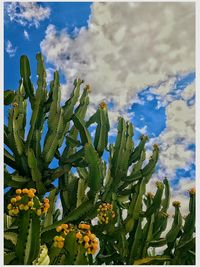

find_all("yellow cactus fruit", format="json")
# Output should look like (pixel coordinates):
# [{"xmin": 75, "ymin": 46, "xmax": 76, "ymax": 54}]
[
  {"xmin": 93, "ymin": 244, "xmax": 99, "ymax": 250},
  {"xmin": 36, "ymin": 209, "xmax": 42, "ymax": 216},
  {"xmin": 19, "ymin": 204, "xmax": 24, "ymax": 210},
  {"xmin": 44, "ymin": 198, "xmax": 49, "ymax": 203},
  {"xmin": 24, "ymin": 205, "xmax": 29, "ymax": 211},
  {"xmin": 56, "ymin": 236, "xmax": 64, "ymax": 242},
  {"xmin": 11, "ymin": 198, "xmax": 17, "ymax": 203},
  {"xmin": 22, "ymin": 188, "xmax": 28, "ymax": 194},
  {"xmin": 76, "ymin": 232, "xmax": 82, "ymax": 239},
  {"xmin": 44, "ymin": 203, "xmax": 50, "ymax": 209},
  {"xmin": 27, "ymin": 191, "xmax": 35, "ymax": 198},
  {"xmin": 7, "ymin": 204, "xmax": 12, "ymax": 210},
  {"xmin": 83, "ymin": 236, "xmax": 90, "ymax": 243},
  {"xmin": 90, "ymin": 234, "xmax": 96, "ymax": 240},
  {"xmin": 13, "ymin": 208, "xmax": 19, "ymax": 215},
  {"xmin": 28, "ymin": 201, "xmax": 33, "ymax": 207},
  {"xmin": 57, "ymin": 242, "xmax": 64, "ymax": 249},
  {"xmin": 16, "ymin": 189, "xmax": 22, "ymax": 194},
  {"xmin": 30, "ymin": 188, "xmax": 36, "ymax": 193},
  {"xmin": 16, "ymin": 195, "xmax": 22, "ymax": 201},
  {"xmin": 56, "ymin": 226, "xmax": 62, "ymax": 232},
  {"xmin": 54, "ymin": 236, "xmax": 59, "ymax": 242}
]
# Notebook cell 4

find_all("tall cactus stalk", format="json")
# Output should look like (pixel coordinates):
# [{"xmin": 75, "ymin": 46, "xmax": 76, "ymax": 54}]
[{"xmin": 4, "ymin": 54, "xmax": 195, "ymax": 265}]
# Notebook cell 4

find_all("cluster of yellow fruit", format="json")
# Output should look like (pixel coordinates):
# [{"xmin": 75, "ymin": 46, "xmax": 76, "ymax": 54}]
[
  {"xmin": 53, "ymin": 224, "xmax": 74, "ymax": 249},
  {"xmin": 76, "ymin": 223, "xmax": 98, "ymax": 255},
  {"xmin": 53, "ymin": 223, "xmax": 99, "ymax": 255},
  {"xmin": 97, "ymin": 203, "xmax": 116, "ymax": 224},
  {"xmin": 7, "ymin": 188, "xmax": 50, "ymax": 217}
]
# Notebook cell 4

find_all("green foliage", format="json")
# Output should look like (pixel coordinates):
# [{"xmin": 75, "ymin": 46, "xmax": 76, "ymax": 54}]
[{"xmin": 4, "ymin": 54, "xmax": 195, "ymax": 265}]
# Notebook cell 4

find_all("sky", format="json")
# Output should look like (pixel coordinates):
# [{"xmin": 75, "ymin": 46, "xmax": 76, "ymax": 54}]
[{"xmin": 4, "ymin": 2, "xmax": 195, "ymax": 216}]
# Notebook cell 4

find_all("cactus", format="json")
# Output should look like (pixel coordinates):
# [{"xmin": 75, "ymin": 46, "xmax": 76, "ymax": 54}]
[{"xmin": 4, "ymin": 54, "xmax": 195, "ymax": 265}]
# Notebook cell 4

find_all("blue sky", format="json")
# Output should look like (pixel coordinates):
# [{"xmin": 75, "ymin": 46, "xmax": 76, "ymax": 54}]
[{"xmin": 4, "ymin": 2, "xmax": 195, "ymax": 213}]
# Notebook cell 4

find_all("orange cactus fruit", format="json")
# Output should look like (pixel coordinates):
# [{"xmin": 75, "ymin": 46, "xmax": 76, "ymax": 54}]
[
  {"xmin": 83, "ymin": 236, "xmax": 90, "ymax": 243},
  {"xmin": 76, "ymin": 232, "xmax": 82, "ymax": 239}
]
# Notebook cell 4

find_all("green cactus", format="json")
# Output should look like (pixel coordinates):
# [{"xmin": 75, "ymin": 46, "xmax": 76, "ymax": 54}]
[{"xmin": 4, "ymin": 54, "xmax": 195, "ymax": 265}]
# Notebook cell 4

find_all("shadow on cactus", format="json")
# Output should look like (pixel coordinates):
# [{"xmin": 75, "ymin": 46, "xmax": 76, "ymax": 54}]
[{"xmin": 4, "ymin": 53, "xmax": 195, "ymax": 265}]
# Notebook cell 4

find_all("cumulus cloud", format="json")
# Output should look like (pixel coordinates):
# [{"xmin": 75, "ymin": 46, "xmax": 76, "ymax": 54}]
[
  {"xmin": 5, "ymin": 40, "xmax": 17, "ymax": 57},
  {"xmin": 5, "ymin": 2, "xmax": 51, "ymax": 28},
  {"xmin": 23, "ymin": 30, "xmax": 29, "ymax": 40},
  {"xmin": 150, "ymin": 81, "xmax": 195, "ymax": 179},
  {"xmin": 40, "ymin": 2, "xmax": 194, "ymax": 114}
]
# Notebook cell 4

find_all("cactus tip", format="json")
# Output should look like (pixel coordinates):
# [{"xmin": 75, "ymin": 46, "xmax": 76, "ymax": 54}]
[
  {"xmin": 172, "ymin": 200, "xmax": 181, "ymax": 207},
  {"xmin": 99, "ymin": 101, "xmax": 107, "ymax": 109},
  {"xmin": 188, "ymin": 187, "xmax": 195, "ymax": 195}
]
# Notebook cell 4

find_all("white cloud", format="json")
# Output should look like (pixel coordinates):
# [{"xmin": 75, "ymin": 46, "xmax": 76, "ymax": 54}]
[
  {"xmin": 23, "ymin": 30, "xmax": 29, "ymax": 40},
  {"xmin": 5, "ymin": 40, "xmax": 17, "ymax": 57},
  {"xmin": 152, "ymin": 94, "xmax": 195, "ymax": 179},
  {"xmin": 6, "ymin": 2, "xmax": 51, "ymax": 28},
  {"xmin": 181, "ymin": 82, "xmax": 195, "ymax": 101},
  {"xmin": 41, "ymin": 3, "xmax": 194, "ymax": 107}
]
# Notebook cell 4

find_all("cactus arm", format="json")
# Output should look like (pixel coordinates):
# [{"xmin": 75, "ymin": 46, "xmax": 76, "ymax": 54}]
[
  {"xmin": 16, "ymin": 211, "xmax": 31, "ymax": 263},
  {"xmin": 129, "ymin": 135, "xmax": 148, "ymax": 165},
  {"xmin": 76, "ymin": 176, "xmax": 88, "ymax": 207},
  {"xmin": 145, "ymin": 182, "xmax": 164, "ymax": 217},
  {"xmin": 94, "ymin": 107, "xmax": 110, "ymax": 156},
  {"xmin": 12, "ymin": 101, "xmax": 25, "ymax": 156},
  {"xmin": 142, "ymin": 145, "xmax": 159, "ymax": 184},
  {"xmin": 27, "ymin": 148, "xmax": 45, "ymax": 193},
  {"xmin": 62, "ymin": 78, "xmax": 82, "ymax": 121},
  {"xmin": 166, "ymin": 205, "xmax": 182, "ymax": 243},
  {"xmin": 20, "ymin": 55, "xmax": 35, "ymax": 104},
  {"xmin": 42, "ymin": 71, "xmax": 66, "ymax": 163},
  {"xmin": 84, "ymin": 143, "xmax": 102, "ymax": 198},
  {"xmin": 63, "ymin": 231, "xmax": 81, "ymax": 265},
  {"xmin": 128, "ymin": 218, "xmax": 143, "ymax": 263},
  {"xmin": 43, "ymin": 188, "xmax": 58, "ymax": 227},
  {"xmin": 43, "ymin": 109, "xmax": 64, "ymax": 164},
  {"xmin": 161, "ymin": 178, "xmax": 170, "ymax": 212},
  {"xmin": 4, "ymin": 149, "xmax": 17, "ymax": 169},
  {"xmin": 85, "ymin": 111, "xmax": 98, "ymax": 127},
  {"xmin": 111, "ymin": 118, "xmax": 126, "ymax": 181},
  {"xmin": 74, "ymin": 85, "xmax": 89, "ymax": 119},
  {"xmin": 72, "ymin": 115, "xmax": 92, "ymax": 145},
  {"xmin": 179, "ymin": 191, "xmax": 195, "ymax": 243},
  {"xmin": 124, "ymin": 150, "xmax": 146, "ymax": 182},
  {"xmin": 141, "ymin": 214, "xmax": 155, "ymax": 258},
  {"xmin": 24, "ymin": 215, "xmax": 41, "ymax": 264}
]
